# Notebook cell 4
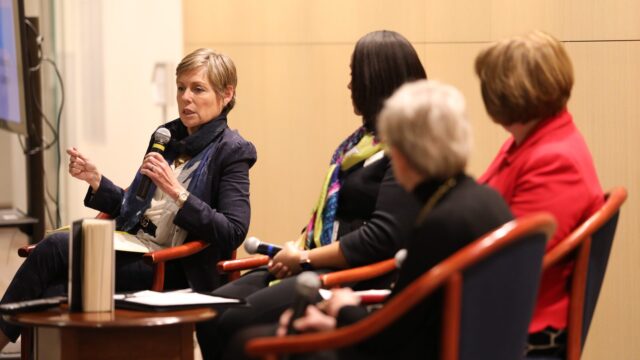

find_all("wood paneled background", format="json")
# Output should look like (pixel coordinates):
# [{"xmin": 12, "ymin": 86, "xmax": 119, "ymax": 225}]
[{"xmin": 183, "ymin": 1, "xmax": 639, "ymax": 357}]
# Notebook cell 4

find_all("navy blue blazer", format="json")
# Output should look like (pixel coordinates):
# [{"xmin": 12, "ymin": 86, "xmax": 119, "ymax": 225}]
[{"xmin": 84, "ymin": 118, "xmax": 257, "ymax": 291}]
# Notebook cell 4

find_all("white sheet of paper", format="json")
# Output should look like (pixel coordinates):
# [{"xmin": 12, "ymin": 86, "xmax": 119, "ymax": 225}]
[
  {"xmin": 318, "ymin": 288, "xmax": 391, "ymax": 300},
  {"xmin": 115, "ymin": 289, "xmax": 240, "ymax": 306},
  {"xmin": 113, "ymin": 232, "xmax": 151, "ymax": 253}
]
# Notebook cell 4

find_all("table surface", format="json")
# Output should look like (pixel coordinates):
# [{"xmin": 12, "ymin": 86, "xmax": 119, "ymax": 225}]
[
  {"xmin": 0, "ymin": 208, "xmax": 37, "ymax": 227},
  {"xmin": 4, "ymin": 306, "xmax": 216, "ymax": 329}
]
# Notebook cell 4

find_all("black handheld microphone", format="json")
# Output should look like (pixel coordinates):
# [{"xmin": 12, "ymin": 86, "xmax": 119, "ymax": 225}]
[
  {"xmin": 244, "ymin": 236, "xmax": 282, "ymax": 257},
  {"xmin": 287, "ymin": 271, "xmax": 321, "ymax": 335},
  {"xmin": 136, "ymin": 127, "xmax": 171, "ymax": 200}
]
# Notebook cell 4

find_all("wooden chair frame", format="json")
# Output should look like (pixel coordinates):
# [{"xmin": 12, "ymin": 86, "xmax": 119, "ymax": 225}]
[
  {"xmin": 245, "ymin": 213, "xmax": 557, "ymax": 360},
  {"xmin": 217, "ymin": 255, "xmax": 397, "ymax": 289},
  {"xmin": 539, "ymin": 187, "xmax": 627, "ymax": 360},
  {"xmin": 18, "ymin": 213, "xmax": 240, "ymax": 291}
]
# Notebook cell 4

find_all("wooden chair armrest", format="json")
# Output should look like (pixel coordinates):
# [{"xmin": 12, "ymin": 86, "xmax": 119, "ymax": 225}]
[
  {"xmin": 320, "ymin": 259, "xmax": 396, "ymax": 288},
  {"xmin": 143, "ymin": 240, "xmax": 209, "ymax": 265},
  {"xmin": 95, "ymin": 212, "xmax": 112, "ymax": 220},
  {"xmin": 246, "ymin": 214, "xmax": 557, "ymax": 358},
  {"xmin": 18, "ymin": 244, "xmax": 37, "ymax": 258},
  {"xmin": 542, "ymin": 186, "xmax": 628, "ymax": 270},
  {"xmin": 217, "ymin": 256, "xmax": 270, "ymax": 273},
  {"xmin": 246, "ymin": 266, "xmax": 441, "ymax": 357}
]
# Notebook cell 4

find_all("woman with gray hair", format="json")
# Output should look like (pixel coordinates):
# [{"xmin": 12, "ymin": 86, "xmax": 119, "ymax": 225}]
[
  {"xmin": 0, "ymin": 48, "xmax": 256, "ymax": 350},
  {"xmin": 225, "ymin": 80, "xmax": 513, "ymax": 360},
  {"xmin": 379, "ymin": 79, "xmax": 472, "ymax": 187}
]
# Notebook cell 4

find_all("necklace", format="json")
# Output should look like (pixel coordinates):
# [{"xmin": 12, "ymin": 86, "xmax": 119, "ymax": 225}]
[
  {"xmin": 415, "ymin": 177, "xmax": 457, "ymax": 225},
  {"xmin": 174, "ymin": 155, "xmax": 191, "ymax": 168}
]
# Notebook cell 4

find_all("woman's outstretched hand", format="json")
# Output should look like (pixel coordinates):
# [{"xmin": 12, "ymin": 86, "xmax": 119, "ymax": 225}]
[
  {"xmin": 274, "ymin": 288, "xmax": 360, "ymax": 336},
  {"xmin": 139, "ymin": 152, "xmax": 185, "ymax": 200},
  {"xmin": 67, "ymin": 147, "xmax": 102, "ymax": 192},
  {"xmin": 276, "ymin": 305, "xmax": 337, "ymax": 336},
  {"xmin": 269, "ymin": 241, "xmax": 303, "ymax": 279}
]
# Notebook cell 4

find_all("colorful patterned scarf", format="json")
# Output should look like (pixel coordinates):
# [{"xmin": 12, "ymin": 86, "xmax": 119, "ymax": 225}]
[{"xmin": 304, "ymin": 127, "xmax": 383, "ymax": 249}]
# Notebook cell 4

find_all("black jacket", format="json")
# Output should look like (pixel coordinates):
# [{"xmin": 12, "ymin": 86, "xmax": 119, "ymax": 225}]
[
  {"xmin": 337, "ymin": 174, "xmax": 513, "ymax": 359},
  {"xmin": 335, "ymin": 155, "xmax": 420, "ymax": 288},
  {"xmin": 85, "ymin": 118, "xmax": 257, "ymax": 291}
]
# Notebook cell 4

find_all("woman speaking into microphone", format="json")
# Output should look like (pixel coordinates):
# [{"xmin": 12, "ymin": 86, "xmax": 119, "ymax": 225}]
[{"xmin": 0, "ymin": 48, "xmax": 256, "ymax": 350}]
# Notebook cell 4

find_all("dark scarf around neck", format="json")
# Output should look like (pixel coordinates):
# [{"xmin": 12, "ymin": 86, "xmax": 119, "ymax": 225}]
[{"xmin": 116, "ymin": 111, "xmax": 229, "ymax": 233}]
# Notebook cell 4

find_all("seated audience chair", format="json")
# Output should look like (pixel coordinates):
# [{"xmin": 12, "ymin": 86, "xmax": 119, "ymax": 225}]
[
  {"xmin": 245, "ymin": 213, "xmax": 557, "ymax": 360},
  {"xmin": 528, "ymin": 186, "xmax": 627, "ymax": 360}
]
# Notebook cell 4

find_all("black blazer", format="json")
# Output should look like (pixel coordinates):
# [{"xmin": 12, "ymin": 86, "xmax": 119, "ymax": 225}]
[
  {"xmin": 337, "ymin": 155, "xmax": 420, "ymax": 268},
  {"xmin": 85, "ymin": 120, "xmax": 257, "ymax": 291},
  {"xmin": 336, "ymin": 174, "xmax": 513, "ymax": 359},
  {"xmin": 330, "ymin": 154, "xmax": 420, "ymax": 290}
]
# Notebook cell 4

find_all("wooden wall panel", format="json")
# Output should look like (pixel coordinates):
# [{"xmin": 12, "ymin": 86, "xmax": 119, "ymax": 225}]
[
  {"xmin": 421, "ymin": 43, "xmax": 505, "ymax": 176},
  {"xmin": 183, "ymin": 1, "xmax": 640, "ymax": 356},
  {"xmin": 185, "ymin": 0, "xmax": 427, "ymax": 44},
  {"xmin": 565, "ymin": 42, "xmax": 640, "ymax": 359},
  {"xmin": 491, "ymin": 0, "xmax": 640, "ymax": 40},
  {"xmin": 184, "ymin": 0, "xmax": 640, "ymax": 44},
  {"xmin": 424, "ymin": 1, "xmax": 492, "ymax": 42}
]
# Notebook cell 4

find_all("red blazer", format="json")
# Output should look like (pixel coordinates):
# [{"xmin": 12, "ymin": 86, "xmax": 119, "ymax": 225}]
[{"xmin": 479, "ymin": 109, "xmax": 603, "ymax": 332}]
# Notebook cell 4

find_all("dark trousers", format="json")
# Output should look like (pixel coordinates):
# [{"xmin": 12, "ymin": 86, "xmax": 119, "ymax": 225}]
[
  {"xmin": 223, "ymin": 323, "xmax": 339, "ymax": 360},
  {"xmin": 196, "ymin": 268, "xmax": 328, "ymax": 360},
  {"xmin": 525, "ymin": 327, "xmax": 567, "ymax": 358},
  {"xmin": 0, "ymin": 232, "xmax": 187, "ymax": 342}
]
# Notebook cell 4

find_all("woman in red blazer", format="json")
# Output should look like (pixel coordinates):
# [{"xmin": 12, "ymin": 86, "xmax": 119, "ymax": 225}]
[{"xmin": 475, "ymin": 30, "xmax": 603, "ymax": 357}]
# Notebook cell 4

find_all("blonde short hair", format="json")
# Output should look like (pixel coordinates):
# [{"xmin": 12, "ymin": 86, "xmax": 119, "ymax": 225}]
[
  {"xmin": 474, "ymin": 30, "xmax": 573, "ymax": 125},
  {"xmin": 379, "ymin": 80, "xmax": 471, "ymax": 179},
  {"xmin": 176, "ymin": 48, "xmax": 238, "ymax": 111}
]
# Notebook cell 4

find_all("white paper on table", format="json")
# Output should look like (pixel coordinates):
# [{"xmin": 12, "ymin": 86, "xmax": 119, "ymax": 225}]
[
  {"xmin": 114, "ymin": 289, "xmax": 241, "ymax": 306},
  {"xmin": 318, "ymin": 288, "xmax": 391, "ymax": 301}
]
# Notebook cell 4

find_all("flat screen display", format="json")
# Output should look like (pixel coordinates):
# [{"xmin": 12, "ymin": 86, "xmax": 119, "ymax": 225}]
[{"xmin": 0, "ymin": 0, "xmax": 28, "ymax": 135}]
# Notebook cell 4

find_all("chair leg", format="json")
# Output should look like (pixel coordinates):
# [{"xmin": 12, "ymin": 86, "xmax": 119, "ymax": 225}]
[
  {"xmin": 151, "ymin": 262, "xmax": 165, "ymax": 292},
  {"xmin": 21, "ymin": 328, "xmax": 32, "ymax": 360}
]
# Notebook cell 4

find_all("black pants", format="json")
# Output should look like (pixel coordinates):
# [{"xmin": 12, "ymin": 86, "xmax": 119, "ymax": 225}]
[
  {"xmin": 223, "ymin": 323, "xmax": 339, "ymax": 360},
  {"xmin": 196, "ymin": 268, "xmax": 328, "ymax": 360},
  {"xmin": 525, "ymin": 327, "xmax": 566, "ymax": 357},
  {"xmin": 0, "ymin": 231, "xmax": 187, "ymax": 342}
]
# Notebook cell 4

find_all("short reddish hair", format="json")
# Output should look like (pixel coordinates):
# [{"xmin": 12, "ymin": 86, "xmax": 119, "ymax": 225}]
[{"xmin": 474, "ymin": 31, "xmax": 573, "ymax": 125}]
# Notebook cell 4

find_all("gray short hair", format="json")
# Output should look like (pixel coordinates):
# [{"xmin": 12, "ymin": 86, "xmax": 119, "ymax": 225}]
[{"xmin": 378, "ymin": 80, "xmax": 471, "ymax": 179}]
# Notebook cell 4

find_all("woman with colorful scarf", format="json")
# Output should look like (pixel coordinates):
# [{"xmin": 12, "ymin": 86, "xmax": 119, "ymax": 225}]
[
  {"xmin": 196, "ymin": 30, "xmax": 427, "ymax": 360},
  {"xmin": 0, "ymin": 48, "xmax": 256, "ymax": 351}
]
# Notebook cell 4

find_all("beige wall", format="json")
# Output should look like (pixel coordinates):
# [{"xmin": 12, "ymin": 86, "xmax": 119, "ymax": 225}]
[
  {"xmin": 56, "ymin": 0, "xmax": 184, "ymax": 223},
  {"xmin": 184, "ymin": 1, "xmax": 639, "ymax": 357},
  {"xmin": 0, "ymin": 0, "xmax": 185, "ymax": 226}
]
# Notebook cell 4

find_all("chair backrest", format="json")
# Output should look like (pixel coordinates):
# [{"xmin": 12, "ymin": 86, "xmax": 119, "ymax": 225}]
[
  {"xmin": 246, "ymin": 213, "xmax": 557, "ymax": 360},
  {"xmin": 451, "ymin": 214, "xmax": 552, "ymax": 360},
  {"xmin": 541, "ymin": 187, "xmax": 627, "ymax": 360}
]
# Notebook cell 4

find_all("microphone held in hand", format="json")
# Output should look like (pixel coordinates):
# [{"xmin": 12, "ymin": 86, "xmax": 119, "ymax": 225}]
[
  {"xmin": 244, "ymin": 236, "xmax": 282, "ymax": 257},
  {"xmin": 394, "ymin": 248, "xmax": 408, "ymax": 269},
  {"xmin": 136, "ymin": 127, "xmax": 171, "ymax": 200},
  {"xmin": 287, "ymin": 271, "xmax": 321, "ymax": 335}
]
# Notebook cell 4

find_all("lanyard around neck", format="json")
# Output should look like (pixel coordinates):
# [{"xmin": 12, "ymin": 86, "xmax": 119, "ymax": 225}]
[{"xmin": 415, "ymin": 177, "xmax": 457, "ymax": 226}]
